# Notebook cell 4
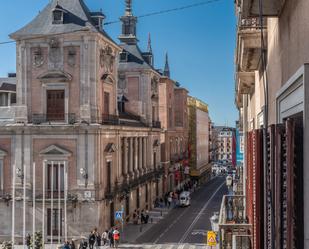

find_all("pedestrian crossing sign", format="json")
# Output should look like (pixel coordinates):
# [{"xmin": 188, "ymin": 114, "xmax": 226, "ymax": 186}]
[
  {"xmin": 115, "ymin": 211, "xmax": 123, "ymax": 220},
  {"xmin": 207, "ymin": 231, "xmax": 217, "ymax": 246}
]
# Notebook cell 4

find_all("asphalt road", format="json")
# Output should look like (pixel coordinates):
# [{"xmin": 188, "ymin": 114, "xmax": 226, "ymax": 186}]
[{"xmin": 136, "ymin": 177, "xmax": 227, "ymax": 244}]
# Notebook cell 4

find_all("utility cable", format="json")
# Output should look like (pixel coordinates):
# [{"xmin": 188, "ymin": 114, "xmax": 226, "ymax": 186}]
[
  {"xmin": 105, "ymin": 0, "xmax": 222, "ymax": 25},
  {"xmin": 0, "ymin": 0, "xmax": 223, "ymax": 45}
]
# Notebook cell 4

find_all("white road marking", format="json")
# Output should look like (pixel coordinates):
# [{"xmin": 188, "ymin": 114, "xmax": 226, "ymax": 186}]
[{"xmin": 178, "ymin": 181, "xmax": 225, "ymax": 244}]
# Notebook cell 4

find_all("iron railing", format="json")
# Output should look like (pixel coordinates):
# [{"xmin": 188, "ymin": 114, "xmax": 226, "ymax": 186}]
[
  {"xmin": 218, "ymin": 195, "xmax": 252, "ymax": 249},
  {"xmin": 31, "ymin": 113, "xmax": 76, "ymax": 124},
  {"xmin": 152, "ymin": 121, "xmax": 161, "ymax": 128},
  {"xmin": 102, "ymin": 114, "xmax": 120, "ymax": 125}
]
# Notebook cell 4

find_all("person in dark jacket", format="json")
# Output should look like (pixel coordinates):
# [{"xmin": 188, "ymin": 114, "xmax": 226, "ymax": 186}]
[
  {"xmin": 95, "ymin": 231, "xmax": 101, "ymax": 248},
  {"xmin": 70, "ymin": 239, "xmax": 76, "ymax": 249},
  {"xmin": 79, "ymin": 239, "xmax": 87, "ymax": 249},
  {"xmin": 88, "ymin": 231, "xmax": 96, "ymax": 249},
  {"xmin": 25, "ymin": 233, "xmax": 31, "ymax": 249},
  {"xmin": 108, "ymin": 228, "xmax": 114, "ymax": 248},
  {"xmin": 63, "ymin": 241, "xmax": 70, "ymax": 249}
]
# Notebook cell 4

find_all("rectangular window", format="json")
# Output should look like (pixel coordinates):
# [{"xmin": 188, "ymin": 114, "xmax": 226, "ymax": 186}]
[
  {"xmin": 0, "ymin": 160, "xmax": 3, "ymax": 192},
  {"xmin": 47, "ymin": 208, "xmax": 62, "ymax": 236},
  {"xmin": 106, "ymin": 161, "xmax": 112, "ymax": 193},
  {"xmin": 104, "ymin": 92, "xmax": 110, "ymax": 115},
  {"xmin": 10, "ymin": 93, "xmax": 16, "ymax": 104},
  {"xmin": 47, "ymin": 163, "xmax": 64, "ymax": 198},
  {"xmin": 0, "ymin": 93, "xmax": 8, "ymax": 106},
  {"xmin": 46, "ymin": 90, "xmax": 65, "ymax": 121}
]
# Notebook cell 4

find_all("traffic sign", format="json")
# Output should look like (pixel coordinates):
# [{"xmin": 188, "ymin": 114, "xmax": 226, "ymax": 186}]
[
  {"xmin": 115, "ymin": 211, "xmax": 123, "ymax": 220},
  {"xmin": 207, "ymin": 231, "xmax": 217, "ymax": 246}
]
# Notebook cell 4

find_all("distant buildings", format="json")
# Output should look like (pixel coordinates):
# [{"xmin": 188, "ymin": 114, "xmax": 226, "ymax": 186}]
[{"xmin": 187, "ymin": 96, "xmax": 211, "ymax": 184}]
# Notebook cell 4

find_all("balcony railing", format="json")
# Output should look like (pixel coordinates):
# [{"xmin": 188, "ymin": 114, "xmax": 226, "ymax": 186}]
[
  {"xmin": 152, "ymin": 121, "xmax": 161, "ymax": 129},
  {"xmin": 102, "ymin": 114, "xmax": 120, "ymax": 125},
  {"xmin": 238, "ymin": 17, "xmax": 267, "ymax": 30},
  {"xmin": 31, "ymin": 113, "xmax": 76, "ymax": 125},
  {"xmin": 218, "ymin": 195, "xmax": 252, "ymax": 249},
  {"xmin": 233, "ymin": 235, "xmax": 252, "ymax": 249}
]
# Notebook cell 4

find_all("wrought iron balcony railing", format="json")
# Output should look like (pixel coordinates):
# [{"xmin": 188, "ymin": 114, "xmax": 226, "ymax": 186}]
[
  {"xmin": 238, "ymin": 17, "xmax": 267, "ymax": 30},
  {"xmin": 152, "ymin": 121, "xmax": 161, "ymax": 129},
  {"xmin": 31, "ymin": 113, "xmax": 77, "ymax": 125},
  {"xmin": 102, "ymin": 114, "xmax": 120, "ymax": 125},
  {"xmin": 218, "ymin": 195, "xmax": 252, "ymax": 249}
]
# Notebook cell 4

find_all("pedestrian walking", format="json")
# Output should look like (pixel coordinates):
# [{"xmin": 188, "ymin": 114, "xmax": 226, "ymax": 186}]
[
  {"xmin": 25, "ymin": 233, "xmax": 31, "ymax": 249},
  {"xmin": 70, "ymin": 239, "xmax": 76, "ymax": 249},
  {"xmin": 113, "ymin": 227, "xmax": 120, "ymax": 249},
  {"xmin": 108, "ymin": 228, "xmax": 114, "ymax": 248},
  {"xmin": 167, "ymin": 192, "xmax": 172, "ymax": 208},
  {"xmin": 63, "ymin": 241, "xmax": 70, "ymax": 249},
  {"xmin": 79, "ymin": 238, "xmax": 87, "ymax": 249},
  {"xmin": 95, "ymin": 231, "xmax": 101, "ymax": 248},
  {"xmin": 88, "ymin": 230, "xmax": 96, "ymax": 249},
  {"xmin": 102, "ymin": 230, "xmax": 108, "ymax": 245},
  {"xmin": 133, "ymin": 209, "xmax": 139, "ymax": 224}
]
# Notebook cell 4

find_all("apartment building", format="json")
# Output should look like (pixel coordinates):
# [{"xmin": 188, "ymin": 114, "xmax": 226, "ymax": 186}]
[{"xmin": 221, "ymin": 0, "xmax": 308, "ymax": 248}]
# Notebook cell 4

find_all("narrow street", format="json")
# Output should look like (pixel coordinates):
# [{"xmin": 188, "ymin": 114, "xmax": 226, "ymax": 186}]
[{"xmin": 136, "ymin": 177, "xmax": 227, "ymax": 245}]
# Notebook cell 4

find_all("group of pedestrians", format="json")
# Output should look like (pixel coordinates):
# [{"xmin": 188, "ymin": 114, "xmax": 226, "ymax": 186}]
[
  {"xmin": 77, "ymin": 227, "xmax": 120, "ymax": 249},
  {"xmin": 154, "ymin": 181, "xmax": 197, "ymax": 209},
  {"xmin": 132, "ymin": 209, "xmax": 150, "ymax": 224}
]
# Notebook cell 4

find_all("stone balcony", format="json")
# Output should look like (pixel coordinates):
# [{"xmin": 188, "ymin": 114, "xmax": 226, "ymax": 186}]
[
  {"xmin": 218, "ymin": 195, "xmax": 252, "ymax": 249},
  {"xmin": 0, "ymin": 106, "xmax": 15, "ymax": 123},
  {"xmin": 239, "ymin": 0, "xmax": 286, "ymax": 18},
  {"xmin": 235, "ymin": 15, "xmax": 267, "ymax": 102}
]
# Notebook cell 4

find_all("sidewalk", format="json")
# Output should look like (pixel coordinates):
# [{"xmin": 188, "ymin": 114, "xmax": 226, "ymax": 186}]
[{"xmin": 121, "ymin": 206, "xmax": 171, "ymax": 243}]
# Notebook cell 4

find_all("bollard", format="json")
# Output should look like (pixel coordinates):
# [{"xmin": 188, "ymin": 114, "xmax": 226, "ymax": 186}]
[
  {"xmin": 161, "ymin": 210, "xmax": 163, "ymax": 217},
  {"xmin": 140, "ymin": 225, "xmax": 143, "ymax": 233},
  {"xmin": 151, "ymin": 217, "xmax": 153, "ymax": 223}
]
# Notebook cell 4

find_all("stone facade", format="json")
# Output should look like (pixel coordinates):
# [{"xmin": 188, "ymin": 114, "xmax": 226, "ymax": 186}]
[
  {"xmin": 159, "ymin": 75, "xmax": 189, "ymax": 192},
  {"xmin": 187, "ymin": 96, "xmax": 211, "ymax": 184},
  {"xmin": 235, "ymin": 0, "xmax": 308, "ymax": 248}
]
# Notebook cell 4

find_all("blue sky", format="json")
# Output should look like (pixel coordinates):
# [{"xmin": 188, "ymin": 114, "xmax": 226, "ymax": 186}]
[{"xmin": 0, "ymin": 0, "xmax": 237, "ymax": 126}]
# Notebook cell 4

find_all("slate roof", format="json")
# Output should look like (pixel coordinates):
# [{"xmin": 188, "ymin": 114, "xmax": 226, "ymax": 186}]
[
  {"xmin": 10, "ymin": 0, "xmax": 115, "ymax": 45},
  {"xmin": 118, "ymin": 43, "xmax": 155, "ymax": 71},
  {"xmin": 0, "ymin": 77, "xmax": 16, "ymax": 92}
]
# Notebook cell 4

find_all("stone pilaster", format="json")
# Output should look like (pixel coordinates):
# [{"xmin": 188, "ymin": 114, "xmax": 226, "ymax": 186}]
[
  {"xmin": 138, "ymin": 137, "xmax": 143, "ymax": 174},
  {"xmin": 129, "ymin": 137, "xmax": 134, "ymax": 178}
]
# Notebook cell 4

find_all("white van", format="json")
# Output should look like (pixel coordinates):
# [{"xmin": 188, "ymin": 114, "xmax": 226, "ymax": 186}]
[{"xmin": 179, "ymin": 191, "xmax": 191, "ymax": 207}]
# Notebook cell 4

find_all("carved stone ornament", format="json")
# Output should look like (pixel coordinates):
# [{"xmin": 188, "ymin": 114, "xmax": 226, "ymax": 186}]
[
  {"xmin": 100, "ymin": 46, "xmax": 115, "ymax": 73},
  {"xmin": 33, "ymin": 47, "xmax": 44, "ymax": 68},
  {"xmin": 118, "ymin": 74, "xmax": 126, "ymax": 89},
  {"xmin": 151, "ymin": 77, "xmax": 158, "ymax": 92},
  {"xmin": 49, "ymin": 38, "xmax": 61, "ymax": 64},
  {"xmin": 67, "ymin": 47, "xmax": 76, "ymax": 67}
]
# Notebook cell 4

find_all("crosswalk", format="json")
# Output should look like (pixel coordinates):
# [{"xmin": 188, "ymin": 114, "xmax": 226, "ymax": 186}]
[{"xmin": 102, "ymin": 244, "xmax": 208, "ymax": 249}]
